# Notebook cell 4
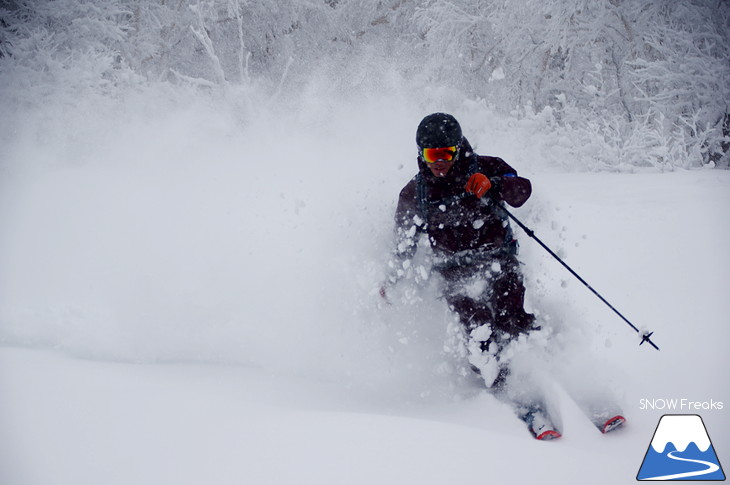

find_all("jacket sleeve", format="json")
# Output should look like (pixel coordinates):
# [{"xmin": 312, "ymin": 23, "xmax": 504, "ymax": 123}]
[
  {"xmin": 385, "ymin": 179, "xmax": 423, "ymax": 285},
  {"xmin": 498, "ymin": 175, "xmax": 531, "ymax": 207},
  {"xmin": 480, "ymin": 156, "xmax": 532, "ymax": 208}
]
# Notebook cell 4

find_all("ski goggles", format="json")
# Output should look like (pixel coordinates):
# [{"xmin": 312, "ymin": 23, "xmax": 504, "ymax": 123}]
[{"xmin": 421, "ymin": 146, "xmax": 459, "ymax": 164}]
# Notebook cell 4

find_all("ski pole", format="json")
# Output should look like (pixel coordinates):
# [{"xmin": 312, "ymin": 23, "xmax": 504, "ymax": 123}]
[{"xmin": 491, "ymin": 201, "xmax": 660, "ymax": 351}]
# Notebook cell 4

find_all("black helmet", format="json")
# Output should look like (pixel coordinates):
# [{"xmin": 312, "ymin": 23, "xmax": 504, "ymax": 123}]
[{"xmin": 416, "ymin": 113, "xmax": 462, "ymax": 148}]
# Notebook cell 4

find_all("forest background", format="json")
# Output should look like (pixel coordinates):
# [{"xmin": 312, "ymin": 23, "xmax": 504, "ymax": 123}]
[{"xmin": 1, "ymin": 0, "xmax": 728, "ymax": 171}]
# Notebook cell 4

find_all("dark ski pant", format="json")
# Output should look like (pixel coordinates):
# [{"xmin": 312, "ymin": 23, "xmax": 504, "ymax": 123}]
[{"xmin": 437, "ymin": 254, "xmax": 536, "ymax": 390}]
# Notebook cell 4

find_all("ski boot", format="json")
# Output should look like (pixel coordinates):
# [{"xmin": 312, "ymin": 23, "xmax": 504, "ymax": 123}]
[{"xmin": 521, "ymin": 406, "xmax": 562, "ymax": 441}]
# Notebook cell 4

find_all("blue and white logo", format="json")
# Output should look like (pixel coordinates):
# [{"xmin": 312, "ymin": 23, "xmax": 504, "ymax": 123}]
[{"xmin": 637, "ymin": 414, "xmax": 725, "ymax": 481}]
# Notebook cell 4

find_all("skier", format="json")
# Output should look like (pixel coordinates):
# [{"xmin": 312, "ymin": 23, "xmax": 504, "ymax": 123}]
[{"xmin": 380, "ymin": 113, "xmax": 625, "ymax": 439}]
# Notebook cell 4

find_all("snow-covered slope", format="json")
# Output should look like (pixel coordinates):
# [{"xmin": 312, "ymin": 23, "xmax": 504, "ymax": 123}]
[
  {"xmin": 0, "ymin": 344, "xmax": 642, "ymax": 485},
  {"xmin": 0, "ymin": 92, "xmax": 728, "ymax": 485}
]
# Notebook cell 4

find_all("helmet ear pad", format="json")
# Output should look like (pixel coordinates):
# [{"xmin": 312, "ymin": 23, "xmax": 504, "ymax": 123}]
[{"xmin": 416, "ymin": 113, "xmax": 462, "ymax": 149}]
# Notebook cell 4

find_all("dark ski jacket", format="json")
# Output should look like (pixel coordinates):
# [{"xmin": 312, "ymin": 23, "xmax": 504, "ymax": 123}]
[{"xmin": 391, "ymin": 137, "xmax": 531, "ymax": 269}]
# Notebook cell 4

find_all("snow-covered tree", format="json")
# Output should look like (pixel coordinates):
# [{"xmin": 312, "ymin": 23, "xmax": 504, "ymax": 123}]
[
  {"xmin": 0, "ymin": 0, "xmax": 134, "ymax": 102},
  {"xmin": 1, "ymin": 0, "xmax": 728, "ymax": 168}
]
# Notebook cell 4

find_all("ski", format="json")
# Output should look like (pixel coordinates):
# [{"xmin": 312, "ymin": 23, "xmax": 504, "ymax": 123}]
[
  {"xmin": 580, "ymin": 405, "xmax": 627, "ymax": 434},
  {"xmin": 571, "ymin": 397, "xmax": 627, "ymax": 434},
  {"xmin": 597, "ymin": 415, "xmax": 626, "ymax": 434}
]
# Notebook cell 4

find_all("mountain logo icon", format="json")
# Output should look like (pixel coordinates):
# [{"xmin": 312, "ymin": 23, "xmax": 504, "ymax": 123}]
[{"xmin": 637, "ymin": 414, "xmax": 726, "ymax": 481}]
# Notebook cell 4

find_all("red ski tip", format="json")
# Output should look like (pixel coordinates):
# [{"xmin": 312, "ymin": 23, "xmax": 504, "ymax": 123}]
[
  {"xmin": 536, "ymin": 429, "xmax": 562, "ymax": 441},
  {"xmin": 601, "ymin": 415, "xmax": 626, "ymax": 434}
]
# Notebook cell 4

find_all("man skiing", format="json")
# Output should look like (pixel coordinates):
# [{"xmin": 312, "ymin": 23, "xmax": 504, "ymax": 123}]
[{"xmin": 381, "ymin": 113, "xmax": 624, "ymax": 440}]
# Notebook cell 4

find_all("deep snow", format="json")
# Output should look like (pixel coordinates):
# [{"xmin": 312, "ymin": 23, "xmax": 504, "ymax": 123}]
[{"xmin": 1, "ymin": 91, "xmax": 728, "ymax": 484}]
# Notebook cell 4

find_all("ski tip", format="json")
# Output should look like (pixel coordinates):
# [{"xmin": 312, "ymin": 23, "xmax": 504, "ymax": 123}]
[
  {"xmin": 535, "ymin": 429, "xmax": 562, "ymax": 441},
  {"xmin": 601, "ymin": 415, "xmax": 626, "ymax": 434}
]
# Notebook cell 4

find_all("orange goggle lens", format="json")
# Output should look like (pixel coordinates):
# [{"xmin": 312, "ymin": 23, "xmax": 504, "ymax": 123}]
[{"xmin": 421, "ymin": 146, "xmax": 458, "ymax": 164}]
